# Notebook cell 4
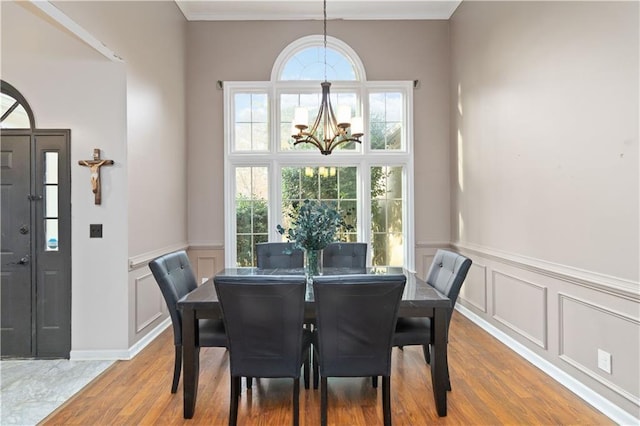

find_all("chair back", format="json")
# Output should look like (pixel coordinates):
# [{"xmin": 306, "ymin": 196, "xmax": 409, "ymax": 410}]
[
  {"xmin": 214, "ymin": 276, "xmax": 307, "ymax": 378},
  {"xmin": 426, "ymin": 250, "xmax": 472, "ymax": 323},
  {"xmin": 256, "ymin": 242, "xmax": 304, "ymax": 269},
  {"xmin": 322, "ymin": 242, "xmax": 367, "ymax": 268},
  {"xmin": 313, "ymin": 275, "xmax": 405, "ymax": 377},
  {"xmin": 149, "ymin": 250, "xmax": 197, "ymax": 345}
]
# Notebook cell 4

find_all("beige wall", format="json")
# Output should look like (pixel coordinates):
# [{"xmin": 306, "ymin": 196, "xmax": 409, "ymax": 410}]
[
  {"xmin": 2, "ymin": 1, "xmax": 188, "ymax": 354},
  {"xmin": 451, "ymin": 1, "xmax": 639, "ymax": 281},
  {"xmin": 451, "ymin": 1, "xmax": 639, "ymax": 419},
  {"xmin": 54, "ymin": 1, "xmax": 189, "ymax": 349},
  {"xmin": 4, "ymin": 0, "xmax": 639, "ymax": 419},
  {"xmin": 2, "ymin": 1, "xmax": 130, "ymax": 353},
  {"xmin": 185, "ymin": 20, "xmax": 452, "ymax": 258}
]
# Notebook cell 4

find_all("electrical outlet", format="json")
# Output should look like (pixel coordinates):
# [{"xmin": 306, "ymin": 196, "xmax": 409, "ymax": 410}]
[
  {"xmin": 90, "ymin": 224, "xmax": 103, "ymax": 238},
  {"xmin": 597, "ymin": 349, "xmax": 612, "ymax": 374}
]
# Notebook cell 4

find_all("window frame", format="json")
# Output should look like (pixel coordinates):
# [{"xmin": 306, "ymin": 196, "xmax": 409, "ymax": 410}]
[{"xmin": 223, "ymin": 37, "xmax": 415, "ymax": 270}]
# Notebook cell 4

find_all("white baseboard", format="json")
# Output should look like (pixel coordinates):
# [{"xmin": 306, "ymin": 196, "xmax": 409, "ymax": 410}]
[
  {"xmin": 456, "ymin": 304, "xmax": 640, "ymax": 426},
  {"xmin": 70, "ymin": 318, "xmax": 171, "ymax": 361}
]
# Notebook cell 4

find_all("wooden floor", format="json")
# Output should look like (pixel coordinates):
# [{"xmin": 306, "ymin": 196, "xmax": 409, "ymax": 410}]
[{"xmin": 42, "ymin": 312, "xmax": 612, "ymax": 425}]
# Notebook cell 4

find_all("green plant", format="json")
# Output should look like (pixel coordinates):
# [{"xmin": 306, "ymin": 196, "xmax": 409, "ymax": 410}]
[{"xmin": 276, "ymin": 199, "xmax": 349, "ymax": 251}]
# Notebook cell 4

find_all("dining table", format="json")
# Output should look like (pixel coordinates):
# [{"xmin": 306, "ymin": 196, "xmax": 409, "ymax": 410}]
[{"xmin": 177, "ymin": 266, "xmax": 452, "ymax": 419}]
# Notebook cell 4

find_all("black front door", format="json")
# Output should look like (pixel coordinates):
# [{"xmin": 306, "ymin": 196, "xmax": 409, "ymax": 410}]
[{"xmin": 1, "ymin": 129, "xmax": 71, "ymax": 358}]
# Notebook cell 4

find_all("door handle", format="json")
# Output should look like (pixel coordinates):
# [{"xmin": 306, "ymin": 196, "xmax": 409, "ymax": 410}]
[{"xmin": 17, "ymin": 255, "xmax": 30, "ymax": 265}]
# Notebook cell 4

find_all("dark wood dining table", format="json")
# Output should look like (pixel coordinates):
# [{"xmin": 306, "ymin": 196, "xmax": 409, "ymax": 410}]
[{"xmin": 177, "ymin": 267, "xmax": 452, "ymax": 419}]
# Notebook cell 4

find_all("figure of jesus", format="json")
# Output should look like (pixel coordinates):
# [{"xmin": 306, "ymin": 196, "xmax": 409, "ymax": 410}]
[
  {"xmin": 78, "ymin": 150, "xmax": 114, "ymax": 204},
  {"xmin": 79, "ymin": 160, "xmax": 110, "ymax": 194}
]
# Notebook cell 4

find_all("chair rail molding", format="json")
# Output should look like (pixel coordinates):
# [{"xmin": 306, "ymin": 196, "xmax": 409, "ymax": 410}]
[
  {"xmin": 453, "ymin": 242, "xmax": 639, "ymax": 300},
  {"xmin": 188, "ymin": 242, "xmax": 225, "ymax": 251},
  {"xmin": 128, "ymin": 242, "xmax": 189, "ymax": 270}
]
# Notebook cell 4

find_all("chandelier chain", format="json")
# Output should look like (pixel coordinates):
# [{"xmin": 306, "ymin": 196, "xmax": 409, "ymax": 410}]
[{"xmin": 323, "ymin": 0, "xmax": 327, "ymax": 82}]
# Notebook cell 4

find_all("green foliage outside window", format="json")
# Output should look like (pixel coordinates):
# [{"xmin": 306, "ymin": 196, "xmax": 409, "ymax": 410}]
[{"xmin": 236, "ymin": 196, "xmax": 268, "ymax": 266}]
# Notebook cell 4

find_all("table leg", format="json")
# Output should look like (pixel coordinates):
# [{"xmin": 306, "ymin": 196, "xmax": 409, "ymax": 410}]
[
  {"xmin": 431, "ymin": 307, "xmax": 448, "ymax": 416},
  {"xmin": 182, "ymin": 307, "xmax": 200, "ymax": 418}
]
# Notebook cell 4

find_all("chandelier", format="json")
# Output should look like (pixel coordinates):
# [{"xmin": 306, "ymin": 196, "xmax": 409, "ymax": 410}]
[{"xmin": 291, "ymin": 0, "xmax": 364, "ymax": 155}]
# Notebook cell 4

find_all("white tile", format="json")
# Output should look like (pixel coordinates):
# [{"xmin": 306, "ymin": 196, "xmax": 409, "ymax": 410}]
[{"xmin": 1, "ymin": 359, "xmax": 113, "ymax": 425}]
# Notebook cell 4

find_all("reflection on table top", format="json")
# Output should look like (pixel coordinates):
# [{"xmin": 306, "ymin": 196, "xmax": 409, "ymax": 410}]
[{"xmin": 178, "ymin": 267, "xmax": 451, "ymax": 311}]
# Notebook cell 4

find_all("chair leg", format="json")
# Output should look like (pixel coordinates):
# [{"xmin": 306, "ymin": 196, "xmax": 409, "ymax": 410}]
[
  {"xmin": 230, "ymin": 375, "xmax": 241, "ymax": 426},
  {"xmin": 171, "ymin": 345, "xmax": 181, "ymax": 393},
  {"xmin": 422, "ymin": 344, "xmax": 431, "ymax": 364},
  {"xmin": 444, "ymin": 346, "xmax": 451, "ymax": 391},
  {"xmin": 246, "ymin": 377, "xmax": 253, "ymax": 389},
  {"xmin": 382, "ymin": 375, "xmax": 392, "ymax": 426},
  {"xmin": 303, "ymin": 349, "xmax": 310, "ymax": 389},
  {"xmin": 371, "ymin": 376, "xmax": 378, "ymax": 388},
  {"xmin": 293, "ymin": 378, "xmax": 300, "ymax": 426},
  {"xmin": 320, "ymin": 376, "xmax": 328, "ymax": 426},
  {"xmin": 313, "ymin": 351, "xmax": 319, "ymax": 390}
]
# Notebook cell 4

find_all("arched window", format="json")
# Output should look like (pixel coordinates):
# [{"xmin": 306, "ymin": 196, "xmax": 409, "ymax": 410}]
[
  {"xmin": 1, "ymin": 80, "xmax": 35, "ymax": 129},
  {"xmin": 224, "ymin": 36, "xmax": 414, "ymax": 270},
  {"xmin": 273, "ymin": 35, "xmax": 365, "ymax": 81}
]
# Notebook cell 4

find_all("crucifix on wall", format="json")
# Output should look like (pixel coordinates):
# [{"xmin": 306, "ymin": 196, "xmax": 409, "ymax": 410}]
[{"xmin": 78, "ymin": 148, "xmax": 114, "ymax": 205}]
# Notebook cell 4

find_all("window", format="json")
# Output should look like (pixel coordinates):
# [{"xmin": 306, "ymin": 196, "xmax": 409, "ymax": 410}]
[
  {"xmin": 235, "ymin": 166, "xmax": 269, "ymax": 266},
  {"xmin": 1, "ymin": 80, "xmax": 35, "ymax": 129},
  {"xmin": 224, "ymin": 36, "xmax": 414, "ymax": 269}
]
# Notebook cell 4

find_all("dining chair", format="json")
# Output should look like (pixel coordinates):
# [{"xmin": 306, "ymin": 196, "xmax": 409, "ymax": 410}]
[
  {"xmin": 256, "ymin": 242, "xmax": 304, "ymax": 268},
  {"xmin": 312, "ymin": 275, "xmax": 406, "ymax": 426},
  {"xmin": 322, "ymin": 242, "xmax": 367, "ymax": 268},
  {"xmin": 149, "ymin": 250, "xmax": 228, "ymax": 393},
  {"xmin": 214, "ymin": 275, "xmax": 311, "ymax": 426},
  {"xmin": 393, "ymin": 249, "xmax": 472, "ymax": 390}
]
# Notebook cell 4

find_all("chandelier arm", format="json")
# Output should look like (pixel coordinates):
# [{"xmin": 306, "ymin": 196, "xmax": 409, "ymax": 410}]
[
  {"xmin": 293, "ymin": 133, "xmax": 323, "ymax": 150},
  {"xmin": 325, "ymin": 136, "xmax": 363, "ymax": 153},
  {"xmin": 289, "ymin": 0, "xmax": 365, "ymax": 156}
]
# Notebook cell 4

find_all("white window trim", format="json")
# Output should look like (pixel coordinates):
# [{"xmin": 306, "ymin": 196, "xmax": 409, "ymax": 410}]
[
  {"xmin": 271, "ymin": 35, "xmax": 367, "ymax": 82},
  {"xmin": 224, "ymin": 81, "xmax": 415, "ymax": 270},
  {"xmin": 224, "ymin": 35, "xmax": 414, "ymax": 270}
]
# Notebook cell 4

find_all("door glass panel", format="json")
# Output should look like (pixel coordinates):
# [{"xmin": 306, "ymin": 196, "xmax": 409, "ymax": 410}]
[
  {"xmin": 44, "ymin": 152, "xmax": 59, "ymax": 251},
  {"xmin": 45, "ymin": 152, "xmax": 58, "ymax": 184},
  {"xmin": 45, "ymin": 219, "xmax": 59, "ymax": 251},
  {"xmin": 45, "ymin": 186, "xmax": 58, "ymax": 217}
]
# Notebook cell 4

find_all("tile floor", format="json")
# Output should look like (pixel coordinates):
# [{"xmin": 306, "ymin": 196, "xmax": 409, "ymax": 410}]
[{"xmin": 0, "ymin": 359, "xmax": 113, "ymax": 425}]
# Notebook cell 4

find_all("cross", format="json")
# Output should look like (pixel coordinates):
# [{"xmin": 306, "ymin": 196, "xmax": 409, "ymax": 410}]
[{"xmin": 78, "ymin": 148, "xmax": 114, "ymax": 205}]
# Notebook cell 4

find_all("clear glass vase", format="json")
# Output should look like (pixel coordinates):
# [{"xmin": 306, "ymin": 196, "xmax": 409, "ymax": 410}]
[{"xmin": 304, "ymin": 249, "xmax": 323, "ymax": 281}]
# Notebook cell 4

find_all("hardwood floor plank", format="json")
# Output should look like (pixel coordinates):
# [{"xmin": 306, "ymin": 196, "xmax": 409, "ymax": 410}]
[{"xmin": 41, "ymin": 312, "xmax": 613, "ymax": 425}]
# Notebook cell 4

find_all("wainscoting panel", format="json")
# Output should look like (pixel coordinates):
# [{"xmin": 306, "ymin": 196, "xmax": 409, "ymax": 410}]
[
  {"xmin": 188, "ymin": 246, "xmax": 225, "ymax": 285},
  {"xmin": 134, "ymin": 271, "xmax": 164, "ymax": 334},
  {"xmin": 414, "ymin": 242, "xmax": 452, "ymax": 280},
  {"xmin": 421, "ymin": 253, "xmax": 435, "ymax": 279},
  {"xmin": 492, "ymin": 270, "xmax": 548, "ymax": 349},
  {"xmin": 196, "ymin": 256, "xmax": 217, "ymax": 284},
  {"xmin": 559, "ymin": 293, "xmax": 640, "ymax": 405},
  {"xmin": 453, "ymin": 242, "xmax": 640, "ymax": 421},
  {"xmin": 459, "ymin": 261, "xmax": 487, "ymax": 312}
]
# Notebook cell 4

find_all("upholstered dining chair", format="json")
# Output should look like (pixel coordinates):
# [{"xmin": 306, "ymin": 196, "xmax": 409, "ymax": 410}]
[
  {"xmin": 214, "ymin": 275, "xmax": 311, "ymax": 426},
  {"xmin": 393, "ymin": 249, "xmax": 472, "ymax": 390},
  {"xmin": 149, "ymin": 250, "xmax": 228, "ymax": 393},
  {"xmin": 322, "ymin": 242, "xmax": 367, "ymax": 268},
  {"xmin": 256, "ymin": 242, "xmax": 304, "ymax": 269},
  {"xmin": 312, "ymin": 275, "xmax": 406, "ymax": 426}
]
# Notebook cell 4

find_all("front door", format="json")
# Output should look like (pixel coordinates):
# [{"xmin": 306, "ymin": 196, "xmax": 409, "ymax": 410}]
[{"xmin": 1, "ymin": 129, "xmax": 71, "ymax": 358}]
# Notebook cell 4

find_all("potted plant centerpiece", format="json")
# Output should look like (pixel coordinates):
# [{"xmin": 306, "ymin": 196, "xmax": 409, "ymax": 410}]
[{"xmin": 277, "ymin": 199, "xmax": 348, "ymax": 278}]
